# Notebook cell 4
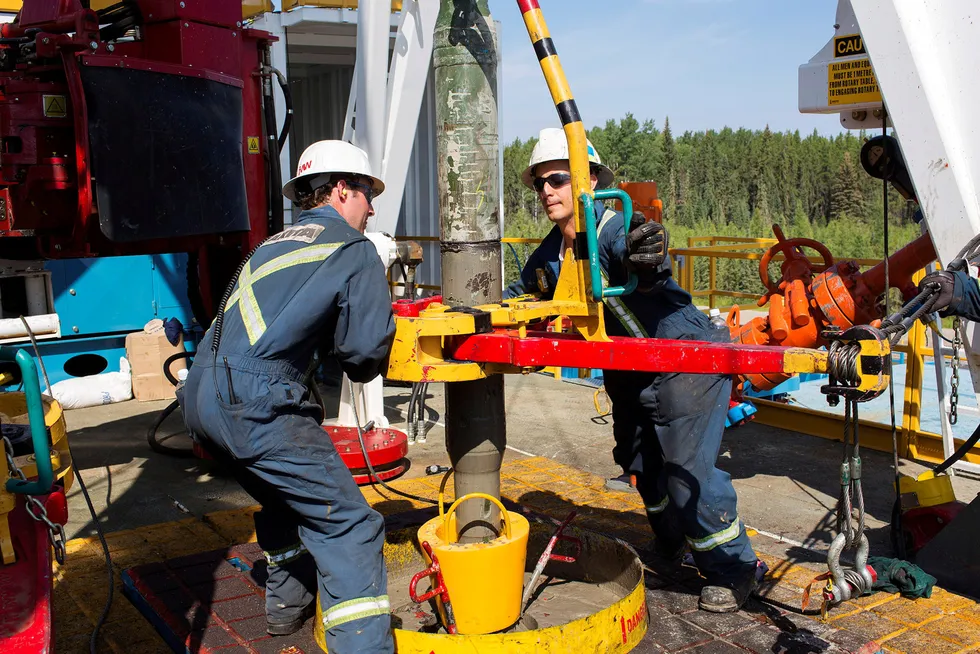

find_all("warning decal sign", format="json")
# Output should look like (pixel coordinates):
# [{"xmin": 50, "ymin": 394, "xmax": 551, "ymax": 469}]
[
  {"xmin": 247, "ymin": 136, "xmax": 260, "ymax": 154},
  {"xmin": 834, "ymin": 34, "xmax": 866, "ymax": 58},
  {"xmin": 827, "ymin": 58, "xmax": 881, "ymax": 107},
  {"xmin": 43, "ymin": 94, "xmax": 67, "ymax": 118}
]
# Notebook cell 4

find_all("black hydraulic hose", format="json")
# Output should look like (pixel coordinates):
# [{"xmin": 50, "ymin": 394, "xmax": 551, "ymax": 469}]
[
  {"xmin": 407, "ymin": 382, "xmax": 420, "ymax": 425},
  {"xmin": 263, "ymin": 95, "xmax": 284, "ymax": 234},
  {"xmin": 418, "ymin": 382, "xmax": 429, "ymax": 429},
  {"xmin": 266, "ymin": 66, "xmax": 293, "ymax": 151},
  {"xmin": 347, "ymin": 379, "xmax": 438, "ymax": 506},
  {"xmin": 933, "ymin": 422, "xmax": 980, "ymax": 476},
  {"xmin": 162, "ymin": 351, "xmax": 192, "ymax": 387},
  {"xmin": 146, "ymin": 400, "xmax": 190, "ymax": 458},
  {"xmin": 260, "ymin": 53, "xmax": 284, "ymax": 235},
  {"xmin": 955, "ymin": 232, "xmax": 980, "ymax": 264},
  {"xmin": 147, "ymin": 351, "xmax": 195, "ymax": 458}
]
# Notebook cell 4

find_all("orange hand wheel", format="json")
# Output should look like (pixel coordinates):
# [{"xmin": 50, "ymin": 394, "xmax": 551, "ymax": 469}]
[{"xmin": 758, "ymin": 226, "xmax": 835, "ymax": 302}]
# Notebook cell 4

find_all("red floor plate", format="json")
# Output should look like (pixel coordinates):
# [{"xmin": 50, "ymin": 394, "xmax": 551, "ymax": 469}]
[{"xmin": 123, "ymin": 542, "xmax": 320, "ymax": 654}]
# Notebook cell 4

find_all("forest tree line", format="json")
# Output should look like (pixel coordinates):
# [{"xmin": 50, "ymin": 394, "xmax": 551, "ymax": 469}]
[{"xmin": 502, "ymin": 115, "xmax": 921, "ymax": 296}]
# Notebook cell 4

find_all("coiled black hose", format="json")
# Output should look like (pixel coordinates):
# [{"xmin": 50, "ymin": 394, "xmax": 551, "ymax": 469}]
[{"xmin": 146, "ymin": 351, "xmax": 195, "ymax": 458}]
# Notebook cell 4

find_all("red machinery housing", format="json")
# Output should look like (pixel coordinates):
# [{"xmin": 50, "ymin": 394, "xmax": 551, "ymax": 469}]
[{"xmin": 0, "ymin": 0, "xmax": 281, "ymax": 321}]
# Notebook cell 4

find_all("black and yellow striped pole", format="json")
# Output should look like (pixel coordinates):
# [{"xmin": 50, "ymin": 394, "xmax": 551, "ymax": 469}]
[{"xmin": 517, "ymin": 0, "xmax": 595, "ymax": 307}]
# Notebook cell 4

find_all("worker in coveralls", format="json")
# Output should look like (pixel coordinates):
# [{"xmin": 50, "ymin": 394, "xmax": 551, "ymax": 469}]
[
  {"xmin": 504, "ymin": 128, "xmax": 759, "ymax": 612},
  {"xmin": 177, "ymin": 140, "xmax": 395, "ymax": 651}
]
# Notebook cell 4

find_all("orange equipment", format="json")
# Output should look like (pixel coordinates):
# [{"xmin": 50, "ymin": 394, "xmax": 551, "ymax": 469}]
[
  {"xmin": 729, "ymin": 225, "xmax": 937, "ymax": 391},
  {"xmin": 616, "ymin": 182, "xmax": 663, "ymax": 223}
]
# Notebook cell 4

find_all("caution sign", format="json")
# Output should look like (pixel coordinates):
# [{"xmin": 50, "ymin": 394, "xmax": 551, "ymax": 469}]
[
  {"xmin": 247, "ymin": 137, "xmax": 260, "ymax": 154},
  {"xmin": 834, "ymin": 34, "xmax": 866, "ymax": 58},
  {"xmin": 827, "ymin": 58, "xmax": 881, "ymax": 106},
  {"xmin": 43, "ymin": 94, "xmax": 67, "ymax": 118}
]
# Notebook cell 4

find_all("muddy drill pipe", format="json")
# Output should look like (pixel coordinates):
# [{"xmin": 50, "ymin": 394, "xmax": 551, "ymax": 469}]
[{"xmin": 433, "ymin": 0, "xmax": 505, "ymax": 543}]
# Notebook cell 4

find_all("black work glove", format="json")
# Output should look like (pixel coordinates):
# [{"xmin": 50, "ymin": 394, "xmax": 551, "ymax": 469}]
[
  {"xmin": 626, "ymin": 218, "xmax": 668, "ymax": 272},
  {"xmin": 918, "ymin": 270, "xmax": 956, "ymax": 315}
]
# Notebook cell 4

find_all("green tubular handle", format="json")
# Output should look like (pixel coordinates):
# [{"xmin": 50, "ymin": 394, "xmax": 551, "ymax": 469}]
[
  {"xmin": 4, "ymin": 348, "xmax": 54, "ymax": 495},
  {"xmin": 583, "ymin": 188, "xmax": 639, "ymax": 301}
]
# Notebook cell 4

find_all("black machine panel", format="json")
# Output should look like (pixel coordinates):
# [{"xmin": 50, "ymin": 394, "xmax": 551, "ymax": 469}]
[{"xmin": 80, "ymin": 65, "xmax": 250, "ymax": 243}]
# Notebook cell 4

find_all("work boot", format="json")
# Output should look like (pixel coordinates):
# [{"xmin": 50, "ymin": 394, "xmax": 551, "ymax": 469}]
[
  {"xmin": 267, "ymin": 602, "xmax": 315, "ymax": 636},
  {"xmin": 604, "ymin": 473, "xmax": 636, "ymax": 492},
  {"xmin": 699, "ymin": 571, "xmax": 758, "ymax": 614}
]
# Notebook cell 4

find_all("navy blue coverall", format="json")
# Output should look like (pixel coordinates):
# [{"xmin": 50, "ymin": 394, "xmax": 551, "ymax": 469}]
[
  {"xmin": 178, "ymin": 205, "xmax": 395, "ymax": 652},
  {"xmin": 505, "ymin": 208, "xmax": 758, "ymax": 584}
]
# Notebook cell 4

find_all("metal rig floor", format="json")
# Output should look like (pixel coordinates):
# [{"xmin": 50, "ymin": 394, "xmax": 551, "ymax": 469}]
[{"xmin": 53, "ymin": 373, "xmax": 980, "ymax": 653}]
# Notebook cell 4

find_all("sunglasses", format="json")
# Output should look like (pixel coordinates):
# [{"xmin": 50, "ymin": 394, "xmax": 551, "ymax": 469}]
[
  {"xmin": 532, "ymin": 172, "xmax": 572, "ymax": 193},
  {"xmin": 345, "ymin": 180, "xmax": 376, "ymax": 204}
]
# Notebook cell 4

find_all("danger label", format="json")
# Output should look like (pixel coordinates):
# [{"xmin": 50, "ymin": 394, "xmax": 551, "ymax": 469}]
[
  {"xmin": 834, "ymin": 34, "xmax": 866, "ymax": 58},
  {"xmin": 247, "ymin": 136, "xmax": 260, "ymax": 154},
  {"xmin": 621, "ymin": 599, "xmax": 648, "ymax": 643},
  {"xmin": 43, "ymin": 94, "xmax": 67, "ymax": 118},
  {"xmin": 827, "ymin": 58, "xmax": 881, "ymax": 106}
]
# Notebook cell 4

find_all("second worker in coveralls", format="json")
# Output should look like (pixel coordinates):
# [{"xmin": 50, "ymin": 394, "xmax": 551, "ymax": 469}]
[
  {"xmin": 178, "ymin": 140, "xmax": 395, "ymax": 651},
  {"xmin": 505, "ymin": 128, "xmax": 759, "ymax": 612}
]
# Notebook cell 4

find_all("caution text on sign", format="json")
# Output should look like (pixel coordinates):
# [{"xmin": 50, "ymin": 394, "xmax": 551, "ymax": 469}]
[{"xmin": 827, "ymin": 58, "xmax": 881, "ymax": 107}]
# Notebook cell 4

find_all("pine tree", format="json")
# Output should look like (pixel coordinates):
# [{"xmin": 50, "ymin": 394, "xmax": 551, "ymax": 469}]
[
  {"xmin": 748, "ymin": 205, "xmax": 771, "ymax": 238},
  {"xmin": 831, "ymin": 151, "xmax": 864, "ymax": 220},
  {"xmin": 662, "ymin": 116, "xmax": 677, "ymax": 212},
  {"xmin": 789, "ymin": 202, "xmax": 813, "ymax": 239}
]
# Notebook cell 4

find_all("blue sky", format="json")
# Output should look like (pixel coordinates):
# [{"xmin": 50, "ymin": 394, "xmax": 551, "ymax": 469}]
[{"xmin": 489, "ymin": 0, "xmax": 844, "ymax": 143}]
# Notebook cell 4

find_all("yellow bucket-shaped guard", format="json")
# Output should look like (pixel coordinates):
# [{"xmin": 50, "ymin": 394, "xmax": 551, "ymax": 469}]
[{"xmin": 418, "ymin": 493, "xmax": 530, "ymax": 635}]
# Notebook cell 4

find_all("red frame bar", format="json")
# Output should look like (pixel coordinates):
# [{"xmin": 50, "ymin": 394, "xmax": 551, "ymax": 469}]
[{"xmin": 449, "ymin": 331, "xmax": 793, "ymax": 375}]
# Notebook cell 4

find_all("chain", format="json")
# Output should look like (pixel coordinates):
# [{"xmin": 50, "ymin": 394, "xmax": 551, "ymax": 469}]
[
  {"xmin": 951, "ymin": 317, "xmax": 961, "ymax": 426},
  {"xmin": 3, "ymin": 435, "xmax": 66, "ymax": 565}
]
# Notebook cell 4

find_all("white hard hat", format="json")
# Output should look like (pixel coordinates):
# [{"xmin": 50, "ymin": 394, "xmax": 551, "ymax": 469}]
[
  {"xmin": 282, "ymin": 140, "xmax": 385, "ymax": 203},
  {"xmin": 521, "ymin": 127, "xmax": 614, "ymax": 191}
]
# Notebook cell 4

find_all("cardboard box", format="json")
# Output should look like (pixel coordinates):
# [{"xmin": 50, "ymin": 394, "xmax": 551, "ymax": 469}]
[{"xmin": 125, "ymin": 330, "xmax": 187, "ymax": 402}]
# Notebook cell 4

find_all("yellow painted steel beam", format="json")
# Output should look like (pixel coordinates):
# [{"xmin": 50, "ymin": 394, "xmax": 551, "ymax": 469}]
[
  {"xmin": 242, "ymin": 0, "xmax": 274, "ymax": 19},
  {"xmin": 669, "ymin": 247, "xmax": 881, "ymax": 267},
  {"xmin": 689, "ymin": 290, "xmax": 763, "ymax": 300},
  {"xmin": 283, "ymin": 0, "xmax": 403, "ymax": 10},
  {"xmin": 752, "ymin": 399, "xmax": 980, "ymax": 467}
]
